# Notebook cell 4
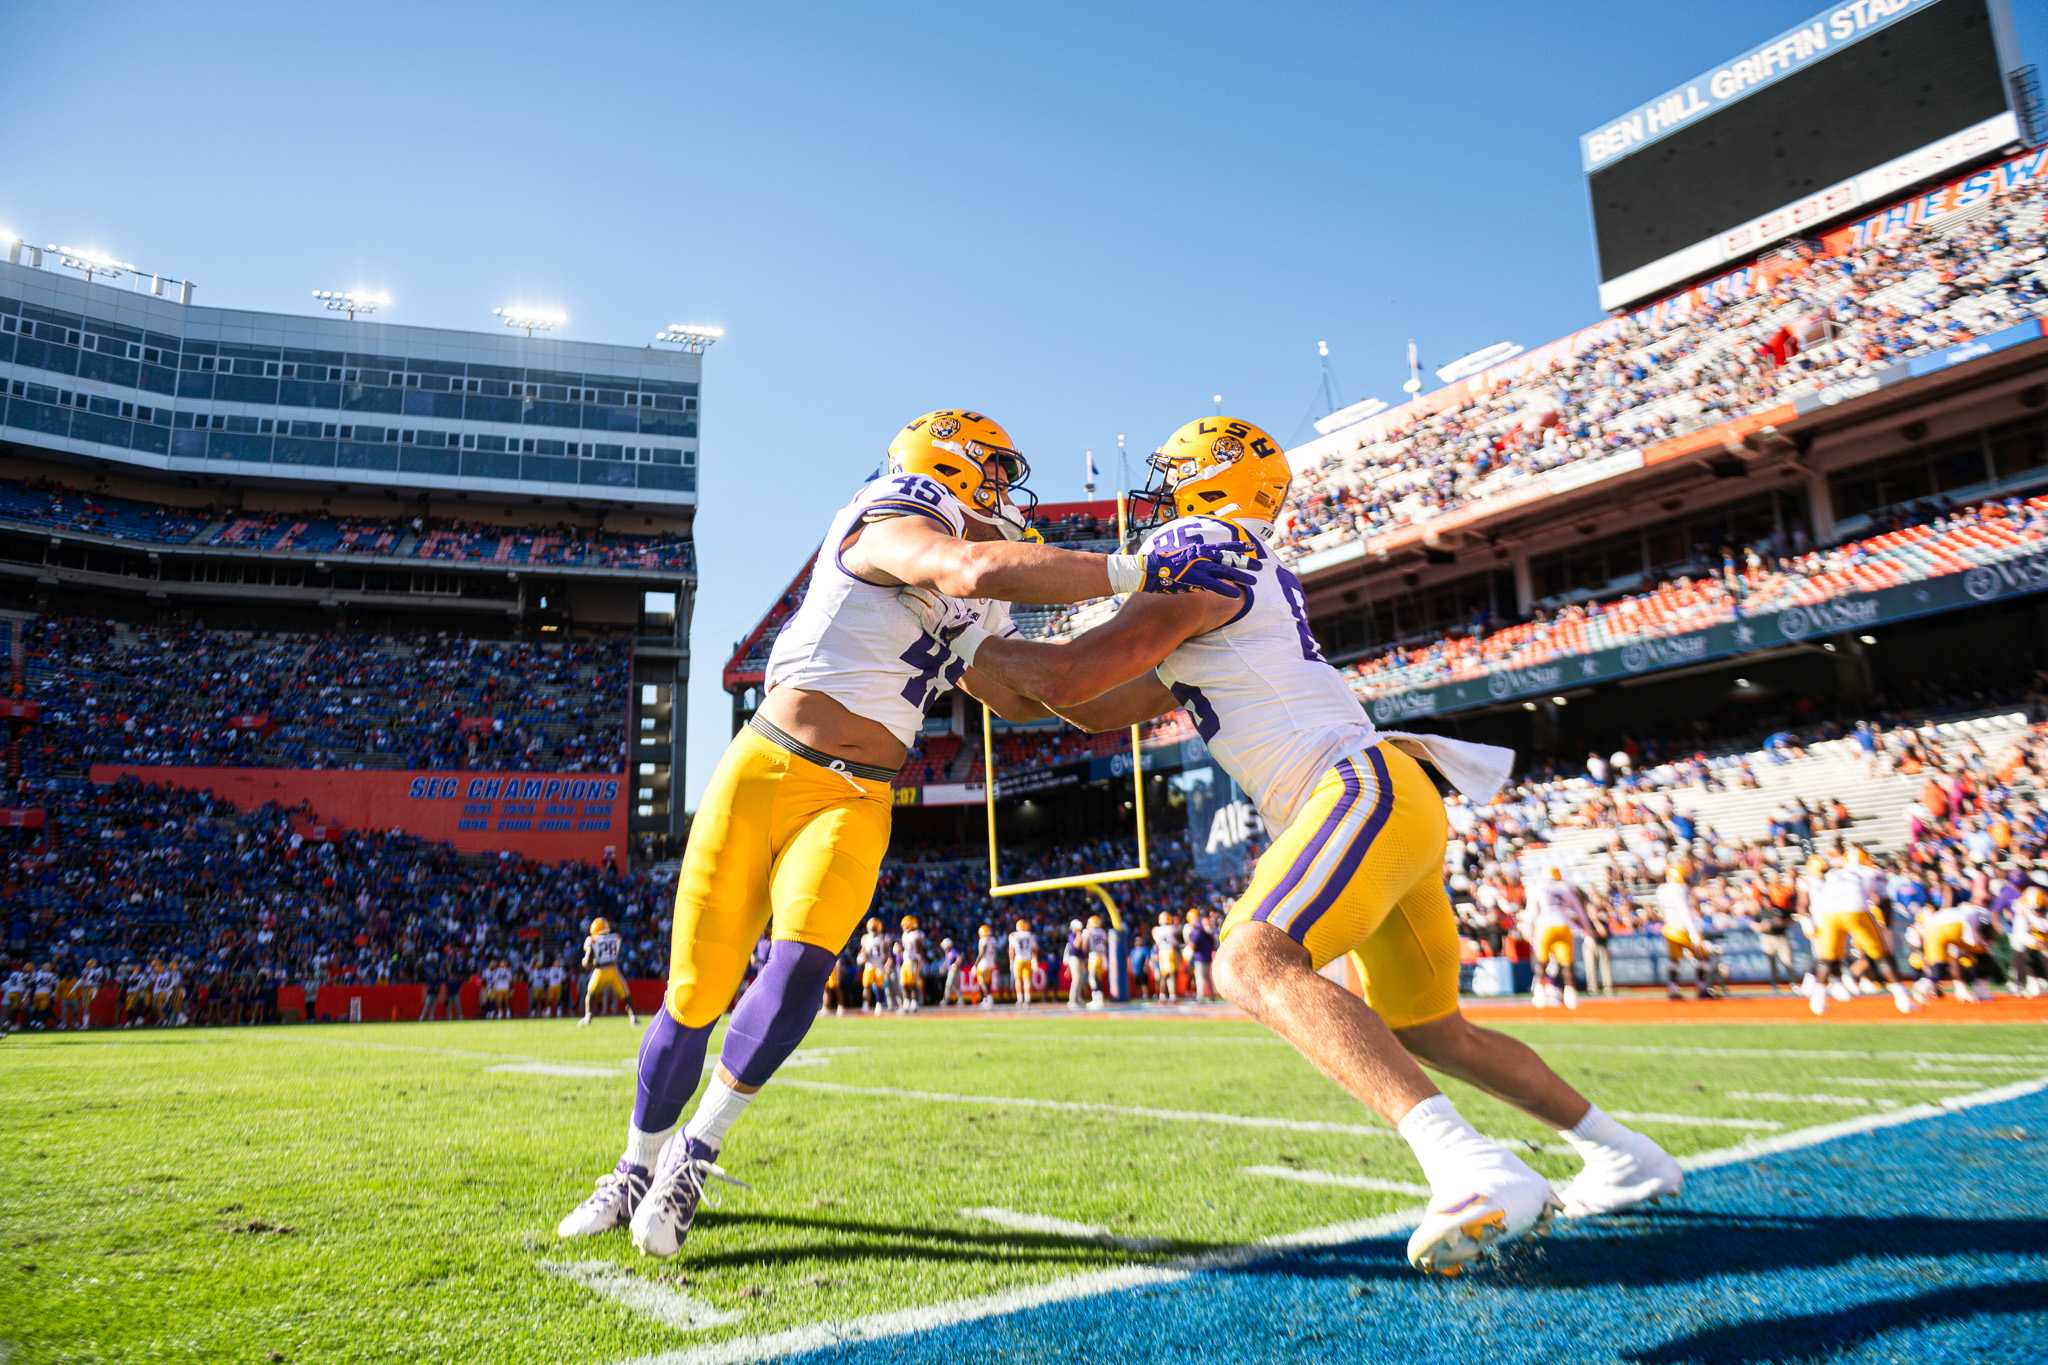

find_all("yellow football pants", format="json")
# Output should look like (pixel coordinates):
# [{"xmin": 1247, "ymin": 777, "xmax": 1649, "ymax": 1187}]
[
  {"xmin": 1536, "ymin": 923, "xmax": 1575, "ymax": 968},
  {"xmin": 1221, "ymin": 741, "xmax": 1459, "ymax": 1030},
  {"xmin": 666, "ymin": 724, "xmax": 892, "ymax": 1027},
  {"xmin": 586, "ymin": 966, "xmax": 628, "ymax": 1001},
  {"xmin": 1815, "ymin": 909, "xmax": 1886, "ymax": 963}
]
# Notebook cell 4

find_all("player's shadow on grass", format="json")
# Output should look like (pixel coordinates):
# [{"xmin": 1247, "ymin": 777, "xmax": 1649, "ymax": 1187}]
[
  {"xmin": 1620, "ymin": 1278, "xmax": 2048, "ymax": 1363},
  {"xmin": 698, "ymin": 1210, "xmax": 1223, "ymax": 1271}
]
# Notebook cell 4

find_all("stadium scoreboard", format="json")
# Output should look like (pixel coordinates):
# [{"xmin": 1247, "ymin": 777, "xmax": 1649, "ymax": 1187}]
[{"xmin": 1584, "ymin": 0, "xmax": 2029, "ymax": 311}]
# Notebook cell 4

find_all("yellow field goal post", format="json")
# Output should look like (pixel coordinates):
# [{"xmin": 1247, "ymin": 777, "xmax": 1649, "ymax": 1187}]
[{"xmin": 981, "ymin": 491, "xmax": 1147, "ymax": 932}]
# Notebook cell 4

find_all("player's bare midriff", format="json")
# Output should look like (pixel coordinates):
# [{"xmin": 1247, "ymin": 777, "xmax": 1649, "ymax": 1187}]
[{"xmin": 753, "ymin": 683, "xmax": 908, "ymax": 773}]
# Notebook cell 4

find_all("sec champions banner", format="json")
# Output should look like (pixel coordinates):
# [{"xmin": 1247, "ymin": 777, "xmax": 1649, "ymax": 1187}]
[{"xmin": 88, "ymin": 765, "xmax": 629, "ymax": 867}]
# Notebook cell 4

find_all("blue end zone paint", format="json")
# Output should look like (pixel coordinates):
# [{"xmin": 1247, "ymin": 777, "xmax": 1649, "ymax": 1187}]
[{"xmin": 798, "ymin": 1092, "xmax": 2048, "ymax": 1363}]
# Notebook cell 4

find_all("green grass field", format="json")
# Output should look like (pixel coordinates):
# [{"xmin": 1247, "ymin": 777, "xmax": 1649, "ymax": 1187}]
[{"xmin": 5, "ymin": 1010, "xmax": 2046, "ymax": 1364}]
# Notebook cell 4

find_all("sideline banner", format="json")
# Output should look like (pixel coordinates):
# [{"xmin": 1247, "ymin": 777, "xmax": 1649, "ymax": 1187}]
[{"xmin": 87, "ymin": 764, "xmax": 628, "ymax": 866}]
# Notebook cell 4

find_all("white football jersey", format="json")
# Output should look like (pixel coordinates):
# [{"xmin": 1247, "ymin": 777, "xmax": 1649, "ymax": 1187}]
[
  {"xmin": 587, "ymin": 932, "xmax": 622, "ymax": 967},
  {"xmin": 976, "ymin": 934, "xmax": 999, "ymax": 966},
  {"xmin": 1533, "ymin": 881, "xmax": 1586, "ymax": 932},
  {"xmin": 1933, "ymin": 903, "xmax": 1990, "ymax": 946},
  {"xmin": 1656, "ymin": 882, "xmax": 1698, "ymax": 936},
  {"xmin": 859, "ymin": 932, "xmax": 888, "ymax": 967},
  {"xmin": 766, "ymin": 473, "xmax": 1010, "ymax": 748},
  {"xmin": 1151, "ymin": 924, "xmax": 1180, "ymax": 958},
  {"xmin": 1142, "ymin": 517, "xmax": 1378, "ymax": 830},
  {"xmin": 1008, "ymin": 930, "xmax": 1037, "ymax": 960},
  {"xmin": 1813, "ymin": 866, "xmax": 1880, "ymax": 918},
  {"xmin": 901, "ymin": 928, "xmax": 926, "ymax": 967}
]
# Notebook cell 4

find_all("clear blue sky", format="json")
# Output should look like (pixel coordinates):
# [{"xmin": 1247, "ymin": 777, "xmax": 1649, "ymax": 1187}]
[{"xmin": 6, "ymin": 1, "xmax": 2041, "ymax": 804}]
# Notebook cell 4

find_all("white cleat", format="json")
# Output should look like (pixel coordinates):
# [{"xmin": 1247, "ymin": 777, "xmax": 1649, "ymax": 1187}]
[
  {"xmin": 630, "ymin": 1140, "xmax": 748, "ymax": 1258},
  {"xmin": 578, "ymin": 1015, "xmax": 593, "ymax": 1028},
  {"xmin": 1407, "ymin": 1152, "xmax": 1560, "ymax": 1277},
  {"xmin": 1808, "ymin": 986, "xmax": 1828, "ymax": 1017},
  {"xmin": 1562, "ymin": 985, "xmax": 1578, "ymax": 1011},
  {"xmin": 1828, "ymin": 980, "xmax": 1854, "ymax": 1003},
  {"xmin": 1890, "ymin": 982, "xmax": 1917, "ymax": 1015},
  {"xmin": 556, "ymin": 1163, "xmax": 650, "ymax": 1238},
  {"xmin": 1558, "ymin": 1131, "xmax": 1683, "ymax": 1220}
]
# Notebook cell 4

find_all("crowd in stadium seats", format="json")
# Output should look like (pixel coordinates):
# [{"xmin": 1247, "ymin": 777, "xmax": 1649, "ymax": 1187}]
[
  {"xmin": 20, "ymin": 615, "xmax": 629, "ymax": 773},
  {"xmin": 1348, "ymin": 493, "xmax": 2048, "ymax": 698},
  {"xmin": 1444, "ymin": 707, "xmax": 2048, "ymax": 998},
  {"xmin": 0, "ymin": 775, "xmax": 666, "ymax": 1028},
  {"xmin": 0, "ymin": 477, "xmax": 694, "ymax": 571},
  {"xmin": 1279, "ymin": 180, "xmax": 2048, "ymax": 560}
]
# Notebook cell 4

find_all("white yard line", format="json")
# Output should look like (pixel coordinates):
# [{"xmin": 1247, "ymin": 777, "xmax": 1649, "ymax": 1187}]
[
  {"xmin": 489, "ymin": 1062, "xmax": 621, "ymax": 1078},
  {"xmin": 960, "ymin": 1207, "xmax": 1166, "ymax": 1252},
  {"xmin": 542, "ymin": 1260, "xmax": 742, "ymax": 1331},
  {"xmin": 1544, "ymin": 1043, "xmax": 2048, "ymax": 1065},
  {"xmin": 776, "ymin": 1078, "xmax": 1406, "ymax": 1140},
  {"xmin": 1240, "ymin": 1166, "xmax": 1430, "ymax": 1196},
  {"xmin": 1727, "ymin": 1090, "xmax": 1901, "ymax": 1109},
  {"xmin": 1606, "ymin": 1109, "xmax": 1781, "ymax": 1131},
  {"xmin": 618, "ymin": 1073, "xmax": 2048, "ymax": 1365},
  {"xmin": 1832, "ymin": 1076, "xmax": 1983, "ymax": 1090}
]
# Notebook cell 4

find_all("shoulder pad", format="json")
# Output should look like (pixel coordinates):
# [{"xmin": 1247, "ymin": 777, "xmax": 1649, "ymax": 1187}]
[{"xmin": 856, "ymin": 474, "xmax": 966, "ymax": 534}]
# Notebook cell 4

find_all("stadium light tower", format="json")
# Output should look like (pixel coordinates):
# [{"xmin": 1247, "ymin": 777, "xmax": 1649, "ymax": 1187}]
[
  {"xmin": 1211, "ymin": 392, "xmax": 1224, "ymax": 413},
  {"xmin": 312, "ymin": 288, "xmax": 390, "ymax": 321},
  {"xmin": 493, "ymin": 305, "xmax": 566, "ymax": 337},
  {"xmin": 50, "ymin": 243, "xmax": 137, "ymax": 285},
  {"xmin": 1403, "ymin": 339, "xmax": 1424, "ymax": 397},
  {"xmin": 653, "ymin": 323, "xmax": 724, "ymax": 355}
]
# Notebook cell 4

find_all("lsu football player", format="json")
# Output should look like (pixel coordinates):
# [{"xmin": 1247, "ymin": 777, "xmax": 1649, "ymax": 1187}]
[
  {"xmin": 898, "ymin": 916, "xmax": 926, "ymax": 1013},
  {"xmin": 973, "ymin": 924, "xmax": 1000, "ymax": 1009},
  {"xmin": 579, "ymin": 918, "xmax": 636, "ymax": 1027},
  {"xmin": 1151, "ymin": 911, "xmax": 1181, "ymax": 1002},
  {"xmin": 555, "ymin": 408, "xmax": 1251, "ymax": 1258},
  {"xmin": 857, "ymin": 918, "xmax": 889, "ymax": 1014},
  {"xmin": 1529, "ymin": 868, "xmax": 1589, "ymax": 1010},
  {"xmin": 1654, "ymin": 868, "xmax": 1712, "ymax": 1002},
  {"xmin": 1007, "ymin": 918, "xmax": 1039, "ymax": 1008},
  {"xmin": 902, "ymin": 414, "xmax": 1685, "ymax": 1275},
  {"xmin": 1801, "ymin": 852, "xmax": 1915, "ymax": 1016},
  {"xmin": 1082, "ymin": 914, "xmax": 1109, "ymax": 1010},
  {"xmin": 1918, "ymin": 901, "xmax": 1993, "ymax": 1003}
]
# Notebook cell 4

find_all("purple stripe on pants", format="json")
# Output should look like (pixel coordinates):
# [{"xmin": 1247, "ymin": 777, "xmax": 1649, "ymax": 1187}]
[
  {"xmin": 1285, "ymin": 746, "xmax": 1396, "ymax": 944},
  {"xmin": 1251, "ymin": 760, "xmax": 1362, "ymax": 924}
]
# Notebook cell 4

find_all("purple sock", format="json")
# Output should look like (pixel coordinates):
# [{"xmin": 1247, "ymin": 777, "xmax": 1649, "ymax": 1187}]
[
  {"xmin": 720, "ymin": 941, "xmax": 835, "ymax": 1088},
  {"xmin": 632, "ymin": 1006, "xmax": 714, "ymax": 1134}
]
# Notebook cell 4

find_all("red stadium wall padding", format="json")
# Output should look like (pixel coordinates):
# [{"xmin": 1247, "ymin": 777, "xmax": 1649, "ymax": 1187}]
[{"xmin": 89, "ymin": 765, "xmax": 629, "ymax": 867}]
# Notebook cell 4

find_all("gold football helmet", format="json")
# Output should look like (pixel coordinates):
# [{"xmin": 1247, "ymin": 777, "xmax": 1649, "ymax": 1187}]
[
  {"xmin": 885, "ymin": 409, "xmax": 1038, "ymax": 538},
  {"xmin": 589, "ymin": 917, "xmax": 610, "ymax": 936},
  {"xmin": 1139, "ymin": 416, "xmax": 1290, "ymax": 530},
  {"xmin": 901, "ymin": 915, "xmax": 918, "ymax": 931}
]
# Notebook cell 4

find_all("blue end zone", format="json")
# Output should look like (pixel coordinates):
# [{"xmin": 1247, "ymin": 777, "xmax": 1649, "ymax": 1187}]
[{"xmin": 800, "ymin": 1091, "xmax": 2048, "ymax": 1363}]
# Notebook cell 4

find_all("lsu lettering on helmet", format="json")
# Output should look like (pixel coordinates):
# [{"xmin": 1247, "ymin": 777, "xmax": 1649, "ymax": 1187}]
[
  {"xmin": 1138, "ymin": 416, "xmax": 1290, "ymax": 531},
  {"xmin": 886, "ymin": 409, "xmax": 1039, "ymax": 540},
  {"xmin": 590, "ymin": 917, "xmax": 610, "ymax": 936}
]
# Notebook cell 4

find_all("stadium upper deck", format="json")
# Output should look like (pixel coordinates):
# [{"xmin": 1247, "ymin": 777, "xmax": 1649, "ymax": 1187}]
[{"xmin": 0, "ymin": 257, "xmax": 701, "ymax": 506}]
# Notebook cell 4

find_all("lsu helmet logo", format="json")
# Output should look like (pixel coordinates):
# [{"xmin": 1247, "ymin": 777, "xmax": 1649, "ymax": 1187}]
[{"xmin": 927, "ymin": 416, "xmax": 961, "ymax": 440}]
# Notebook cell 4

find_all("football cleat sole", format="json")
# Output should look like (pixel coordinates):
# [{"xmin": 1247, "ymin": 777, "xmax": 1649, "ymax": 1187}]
[{"xmin": 1406, "ymin": 1193, "xmax": 1561, "ymax": 1277}]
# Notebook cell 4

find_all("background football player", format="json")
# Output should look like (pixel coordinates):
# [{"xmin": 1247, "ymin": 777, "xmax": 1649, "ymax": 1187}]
[
  {"xmin": 1151, "ymin": 911, "xmax": 1181, "ymax": 1003},
  {"xmin": 906, "ymin": 414, "xmax": 1685, "ymax": 1275},
  {"xmin": 579, "ymin": 917, "xmax": 636, "ymax": 1027},
  {"xmin": 1007, "ymin": 918, "xmax": 1039, "ymax": 1009},
  {"xmin": 1529, "ymin": 868, "xmax": 1589, "ymax": 1010},
  {"xmin": 1802, "ymin": 851, "xmax": 1915, "ymax": 1016},
  {"xmin": 556, "ymin": 408, "xmax": 1250, "ymax": 1259},
  {"xmin": 898, "ymin": 915, "xmax": 927, "ymax": 1013}
]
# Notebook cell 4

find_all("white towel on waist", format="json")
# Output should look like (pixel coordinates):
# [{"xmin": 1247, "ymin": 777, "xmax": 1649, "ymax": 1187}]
[{"xmin": 1380, "ymin": 731, "xmax": 1515, "ymax": 806}]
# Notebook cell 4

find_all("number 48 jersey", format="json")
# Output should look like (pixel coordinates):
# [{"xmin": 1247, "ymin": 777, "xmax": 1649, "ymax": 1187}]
[
  {"xmin": 1141, "ymin": 516, "xmax": 1378, "ymax": 832},
  {"xmin": 766, "ymin": 473, "xmax": 1011, "ymax": 748}
]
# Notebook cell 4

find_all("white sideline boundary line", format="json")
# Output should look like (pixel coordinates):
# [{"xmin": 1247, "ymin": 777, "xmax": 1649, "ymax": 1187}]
[
  {"xmin": 1241, "ymin": 1166, "xmax": 1430, "ymax": 1196},
  {"xmin": 961, "ymin": 1207, "xmax": 1167, "ymax": 1252},
  {"xmin": 1606, "ymin": 1109, "xmax": 1780, "ymax": 1131},
  {"xmin": 1543, "ymin": 1043, "xmax": 2048, "ymax": 1065},
  {"xmin": 1833, "ymin": 1076, "xmax": 1982, "ymax": 1090},
  {"xmin": 542, "ymin": 1260, "xmax": 743, "ymax": 1330},
  {"xmin": 616, "ymin": 1074, "xmax": 2048, "ymax": 1365}
]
